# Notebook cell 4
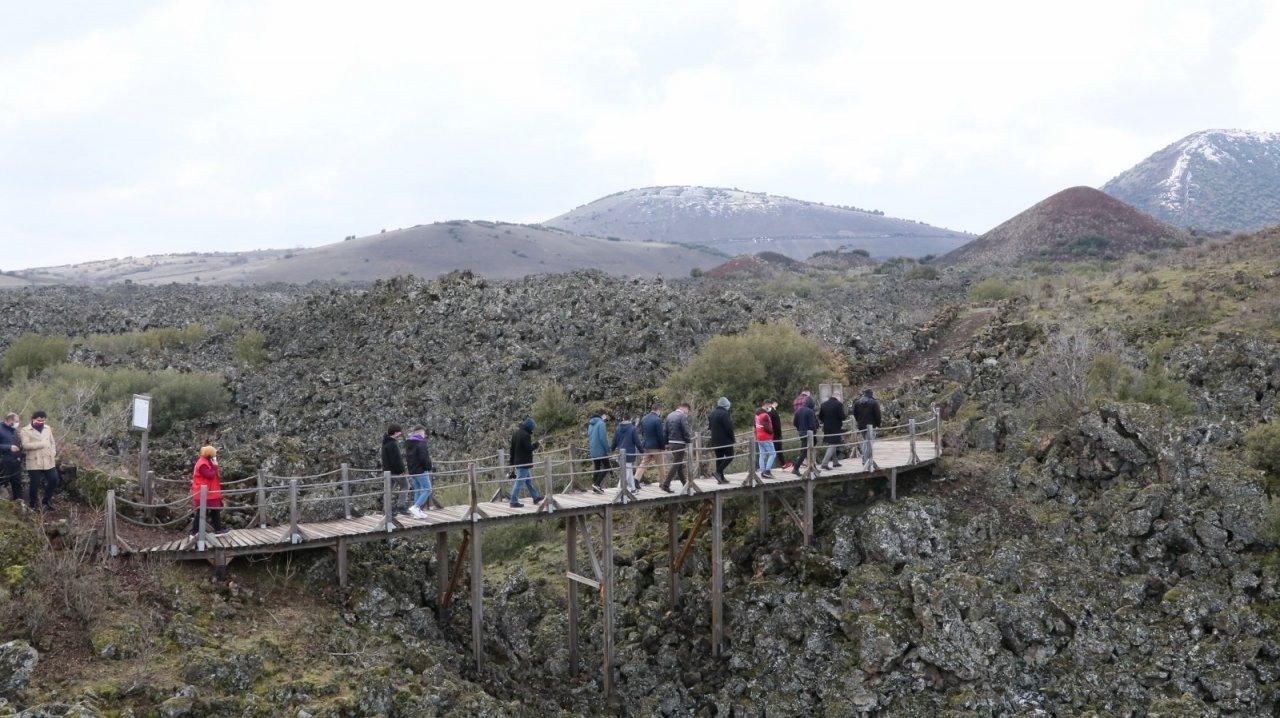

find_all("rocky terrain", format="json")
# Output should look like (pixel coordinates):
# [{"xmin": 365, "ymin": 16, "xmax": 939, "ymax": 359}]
[
  {"xmin": 2, "ymin": 231, "xmax": 1280, "ymax": 716},
  {"xmin": 937, "ymin": 186, "xmax": 1192, "ymax": 266},
  {"xmin": 1102, "ymin": 128, "xmax": 1280, "ymax": 233},
  {"xmin": 545, "ymin": 186, "xmax": 972, "ymax": 261}
]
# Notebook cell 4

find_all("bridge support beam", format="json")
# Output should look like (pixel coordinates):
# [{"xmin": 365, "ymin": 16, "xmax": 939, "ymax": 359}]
[
  {"xmin": 602, "ymin": 506, "xmax": 616, "ymax": 701},
  {"xmin": 668, "ymin": 505, "xmax": 680, "ymax": 607},
  {"xmin": 435, "ymin": 533, "xmax": 449, "ymax": 618},
  {"xmin": 804, "ymin": 478, "xmax": 814, "ymax": 547},
  {"xmin": 757, "ymin": 490, "xmax": 769, "ymax": 539},
  {"xmin": 889, "ymin": 467, "xmax": 898, "ymax": 502},
  {"xmin": 567, "ymin": 517, "xmax": 579, "ymax": 677},
  {"xmin": 470, "ymin": 525, "xmax": 484, "ymax": 672},
  {"xmin": 336, "ymin": 538, "xmax": 348, "ymax": 588},
  {"xmin": 711, "ymin": 493, "xmax": 724, "ymax": 657}
]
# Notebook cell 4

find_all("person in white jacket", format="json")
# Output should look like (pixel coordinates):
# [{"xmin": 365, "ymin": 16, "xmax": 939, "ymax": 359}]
[{"xmin": 19, "ymin": 410, "xmax": 58, "ymax": 511}]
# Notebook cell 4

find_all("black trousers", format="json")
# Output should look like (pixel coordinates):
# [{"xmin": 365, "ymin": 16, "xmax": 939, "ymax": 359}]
[
  {"xmin": 591, "ymin": 458, "xmax": 611, "ymax": 487},
  {"xmin": 0, "ymin": 458, "xmax": 20, "ymax": 500},
  {"xmin": 189, "ymin": 507, "xmax": 225, "ymax": 535},
  {"xmin": 793, "ymin": 435, "xmax": 814, "ymax": 469},
  {"xmin": 27, "ymin": 468, "xmax": 58, "ymax": 508},
  {"xmin": 713, "ymin": 446, "xmax": 733, "ymax": 477}
]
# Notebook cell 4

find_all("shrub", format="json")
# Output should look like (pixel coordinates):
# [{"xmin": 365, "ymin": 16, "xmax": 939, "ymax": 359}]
[
  {"xmin": 149, "ymin": 372, "xmax": 231, "ymax": 433},
  {"xmin": 233, "ymin": 330, "xmax": 268, "ymax": 365},
  {"xmin": 968, "ymin": 277, "xmax": 1021, "ymax": 302},
  {"xmin": 86, "ymin": 324, "xmax": 207, "ymax": 356},
  {"xmin": 1245, "ymin": 423, "xmax": 1280, "ymax": 476},
  {"xmin": 532, "ymin": 385, "xmax": 578, "ymax": 435},
  {"xmin": 904, "ymin": 264, "xmax": 939, "ymax": 280},
  {"xmin": 1, "ymin": 333, "xmax": 70, "ymax": 382},
  {"xmin": 661, "ymin": 321, "xmax": 836, "ymax": 424}
]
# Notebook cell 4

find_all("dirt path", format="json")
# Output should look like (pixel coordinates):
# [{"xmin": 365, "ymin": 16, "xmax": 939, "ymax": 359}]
[{"xmin": 873, "ymin": 308, "xmax": 995, "ymax": 390}]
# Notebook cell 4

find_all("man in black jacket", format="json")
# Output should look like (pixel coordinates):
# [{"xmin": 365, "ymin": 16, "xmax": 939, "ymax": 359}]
[
  {"xmin": 0, "ymin": 412, "xmax": 22, "ymax": 501},
  {"xmin": 509, "ymin": 417, "xmax": 544, "ymax": 507},
  {"xmin": 380, "ymin": 424, "xmax": 408, "ymax": 515},
  {"xmin": 791, "ymin": 396, "xmax": 818, "ymax": 476},
  {"xmin": 818, "ymin": 393, "xmax": 847, "ymax": 470},
  {"xmin": 661, "ymin": 403, "xmax": 692, "ymax": 493},
  {"xmin": 707, "ymin": 397, "xmax": 734, "ymax": 484},
  {"xmin": 852, "ymin": 388, "xmax": 883, "ymax": 466}
]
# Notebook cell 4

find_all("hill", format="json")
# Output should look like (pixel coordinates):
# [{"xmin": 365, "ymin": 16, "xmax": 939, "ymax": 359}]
[
  {"xmin": 937, "ymin": 186, "xmax": 1191, "ymax": 266},
  {"xmin": 1101, "ymin": 128, "xmax": 1280, "ymax": 232},
  {"xmin": 544, "ymin": 186, "xmax": 972, "ymax": 260},
  {"xmin": 9, "ymin": 222, "xmax": 726, "ymax": 285}
]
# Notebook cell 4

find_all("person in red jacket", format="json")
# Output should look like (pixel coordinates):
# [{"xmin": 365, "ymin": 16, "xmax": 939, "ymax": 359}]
[
  {"xmin": 189, "ymin": 445, "xmax": 229, "ymax": 536},
  {"xmin": 754, "ymin": 402, "xmax": 776, "ymax": 478}
]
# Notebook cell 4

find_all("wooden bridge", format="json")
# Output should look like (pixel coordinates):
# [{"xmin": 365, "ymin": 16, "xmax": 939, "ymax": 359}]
[{"xmin": 102, "ymin": 411, "xmax": 942, "ymax": 697}]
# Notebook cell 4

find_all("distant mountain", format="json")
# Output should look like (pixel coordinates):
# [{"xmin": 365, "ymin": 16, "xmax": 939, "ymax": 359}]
[
  {"xmin": 1101, "ymin": 129, "xmax": 1280, "ymax": 232},
  {"xmin": 10, "ymin": 222, "xmax": 726, "ymax": 285},
  {"xmin": 937, "ymin": 186, "xmax": 1191, "ymax": 266},
  {"xmin": 544, "ymin": 186, "xmax": 972, "ymax": 260}
]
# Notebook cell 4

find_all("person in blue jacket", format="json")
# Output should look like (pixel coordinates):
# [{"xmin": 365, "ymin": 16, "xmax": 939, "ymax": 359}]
[
  {"xmin": 587, "ymin": 411, "xmax": 611, "ymax": 493},
  {"xmin": 609, "ymin": 416, "xmax": 640, "ymax": 492},
  {"xmin": 792, "ymin": 395, "xmax": 819, "ymax": 476}
]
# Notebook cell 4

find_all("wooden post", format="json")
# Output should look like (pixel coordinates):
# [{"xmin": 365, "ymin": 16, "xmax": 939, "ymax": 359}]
[
  {"xmin": 614, "ymin": 449, "xmax": 635, "ymax": 504},
  {"xmin": 889, "ymin": 467, "xmax": 898, "ymax": 502},
  {"xmin": 196, "ymin": 485, "xmax": 209, "ymax": 552},
  {"xmin": 711, "ymin": 492, "xmax": 724, "ymax": 657},
  {"xmin": 289, "ymin": 478, "xmax": 302, "ymax": 544},
  {"xmin": 746, "ymin": 438, "xmax": 759, "ymax": 486},
  {"xmin": 934, "ymin": 406, "xmax": 942, "ymax": 457},
  {"xmin": 567, "ymin": 516, "xmax": 579, "ymax": 677},
  {"xmin": 806, "ymin": 430, "xmax": 817, "ymax": 479},
  {"xmin": 864, "ymin": 424, "xmax": 878, "ymax": 470},
  {"xmin": 105, "ymin": 490, "xmax": 119, "ymax": 556},
  {"xmin": 470, "ymin": 523, "xmax": 484, "ymax": 672},
  {"xmin": 256, "ymin": 468, "xmax": 268, "ymax": 529},
  {"xmin": 436, "ymin": 532, "xmax": 450, "ymax": 618},
  {"xmin": 803, "ymin": 476, "xmax": 814, "ymax": 547},
  {"xmin": 337, "ymin": 538, "xmax": 348, "ymax": 587},
  {"xmin": 909, "ymin": 419, "xmax": 919, "ymax": 464},
  {"xmin": 602, "ymin": 506, "xmax": 616, "ymax": 700},
  {"xmin": 757, "ymin": 489, "xmax": 769, "ymax": 539},
  {"xmin": 139, "ymin": 430, "xmax": 150, "ymax": 518},
  {"xmin": 382, "ymin": 470, "xmax": 393, "ymax": 531},
  {"xmin": 341, "ymin": 463, "xmax": 352, "ymax": 519},
  {"xmin": 668, "ymin": 505, "xmax": 680, "ymax": 607}
]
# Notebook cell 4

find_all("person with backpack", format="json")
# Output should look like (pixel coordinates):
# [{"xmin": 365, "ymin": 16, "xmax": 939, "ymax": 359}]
[
  {"xmin": 818, "ymin": 392, "xmax": 848, "ymax": 470},
  {"xmin": 508, "ymin": 417, "xmax": 544, "ymax": 507},
  {"xmin": 791, "ymin": 396, "xmax": 818, "ymax": 476},
  {"xmin": 660, "ymin": 403, "xmax": 692, "ymax": 493},
  {"xmin": 754, "ymin": 401, "xmax": 776, "ymax": 478},
  {"xmin": 405, "ymin": 427, "xmax": 434, "ymax": 518},
  {"xmin": 587, "ymin": 411, "xmax": 611, "ymax": 494},
  {"xmin": 852, "ymin": 388, "xmax": 883, "ymax": 465},
  {"xmin": 610, "ymin": 416, "xmax": 641, "ymax": 492}
]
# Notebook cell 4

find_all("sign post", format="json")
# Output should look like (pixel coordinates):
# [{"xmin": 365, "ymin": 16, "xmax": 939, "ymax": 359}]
[{"xmin": 132, "ymin": 395, "xmax": 152, "ymax": 510}]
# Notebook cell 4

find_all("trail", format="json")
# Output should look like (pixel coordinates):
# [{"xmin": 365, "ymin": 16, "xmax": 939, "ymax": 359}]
[{"xmin": 873, "ymin": 308, "xmax": 995, "ymax": 390}]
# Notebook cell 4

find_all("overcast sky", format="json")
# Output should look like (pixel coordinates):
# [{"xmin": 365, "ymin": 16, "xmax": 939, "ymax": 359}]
[{"xmin": 2, "ymin": 1, "xmax": 1276, "ymax": 270}]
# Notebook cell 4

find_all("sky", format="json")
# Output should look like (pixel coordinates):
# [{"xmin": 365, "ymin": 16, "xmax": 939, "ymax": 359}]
[{"xmin": 2, "ymin": 0, "xmax": 1278, "ymax": 270}]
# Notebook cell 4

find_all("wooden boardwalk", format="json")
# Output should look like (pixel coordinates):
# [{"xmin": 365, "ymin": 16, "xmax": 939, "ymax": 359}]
[{"xmin": 104, "ymin": 414, "xmax": 941, "ymax": 697}]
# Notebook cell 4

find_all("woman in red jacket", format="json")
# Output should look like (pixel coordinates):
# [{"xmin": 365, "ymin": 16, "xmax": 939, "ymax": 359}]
[{"xmin": 189, "ymin": 445, "xmax": 229, "ymax": 536}]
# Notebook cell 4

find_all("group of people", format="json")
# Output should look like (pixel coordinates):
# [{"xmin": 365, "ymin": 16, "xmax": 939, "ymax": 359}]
[
  {"xmin": 380, "ymin": 424, "xmax": 436, "ymax": 517},
  {"xmin": 0, "ymin": 411, "xmax": 61, "ymax": 512},
  {"xmin": 580, "ymin": 388, "xmax": 883, "ymax": 494}
]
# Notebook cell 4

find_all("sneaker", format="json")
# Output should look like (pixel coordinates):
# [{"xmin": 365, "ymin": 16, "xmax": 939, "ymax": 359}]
[
  {"xmin": 408, "ymin": 506, "xmax": 426, "ymax": 519},
  {"xmin": 590, "ymin": 485, "xmax": 604, "ymax": 494},
  {"xmin": 659, "ymin": 484, "xmax": 673, "ymax": 493},
  {"xmin": 509, "ymin": 501, "xmax": 524, "ymax": 508},
  {"xmin": 832, "ymin": 461, "xmax": 843, "ymax": 467},
  {"xmin": 781, "ymin": 462, "xmax": 793, "ymax": 470},
  {"xmin": 214, "ymin": 527, "xmax": 231, "ymax": 535},
  {"xmin": 532, "ymin": 495, "xmax": 544, "ymax": 503},
  {"xmin": 791, "ymin": 467, "xmax": 802, "ymax": 475},
  {"xmin": 761, "ymin": 471, "xmax": 774, "ymax": 478}
]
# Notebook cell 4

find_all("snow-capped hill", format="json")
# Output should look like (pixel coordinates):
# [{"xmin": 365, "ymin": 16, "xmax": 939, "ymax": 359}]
[
  {"xmin": 1102, "ymin": 129, "xmax": 1280, "ymax": 232},
  {"xmin": 544, "ymin": 186, "xmax": 972, "ymax": 260}
]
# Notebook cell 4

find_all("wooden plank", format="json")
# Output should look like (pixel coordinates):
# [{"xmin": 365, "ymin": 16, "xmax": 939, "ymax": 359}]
[{"xmin": 567, "ymin": 571, "xmax": 599, "ymax": 589}]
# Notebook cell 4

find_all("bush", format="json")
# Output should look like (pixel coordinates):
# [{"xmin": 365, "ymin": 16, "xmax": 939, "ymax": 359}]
[
  {"xmin": 904, "ymin": 264, "xmax": 939, "ymax": 280},
  {"xmin": 1088, "ymin": 340, "xmax": 1193, "ymax": 415},
  {"xmin": 232, "ymin": 330, "xmax": 268, "ymax": 365},
  {"xmin": 532, "ymin": 385, "xmax": 578, "ymax": 435},
  {"xmin": 1245, "ymin": 423, "xmax": 1280, "ymax": 476},
  {"xmin": 86, "ymin": 324, "xmax": 207, "ymax": 356},
  {"xmin": 968, "ymin": 277, "xmax": 1021, "ymax": 302},
  {"xmin": 149, "ymin": 372, "xmax": 231, "ymax": 433},
  {"xmin": 661, "ymin": 322, "xmax": 836, "ymax": 424},
  {"xmin": 1, "ymin": 333, "xmax": 70, "ymax": 382}
]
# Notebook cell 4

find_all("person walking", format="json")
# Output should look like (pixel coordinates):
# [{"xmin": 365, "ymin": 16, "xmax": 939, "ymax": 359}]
[
  {"xmin": 766, "ymin": 399, "xmax": 788, "ymax": 470},
  {"xmin": 852, "ymin": 388, "xmax": 883, "ymax": 465},
  {"xmin": 707, "ymin": 397, "xmax": 734, "ymax": 484},
  {"xmin": 661, "ymin": 403, "xmax": 692, "ymax": 493},
  {"xmin": 754, "ymin": 402, "xmax": 776, "ymax": 478},
  {"xmin": 609, "ymin": 416, "xmax": 640, "ymax": 492},
  {"xmin": 188, "ymin": 445, "xmax": 229, "ymax": 536},
  {"xmin": 405, "ymin": 427, "xmax": 434, "ymax": 518},
  {"xmin": 633, "ymin": 404, "xmax": 667, "ymax": 486},
  {"xmin": 509, "ymin": 417, "xmax": 544, "ymax": 507},
  {"xmin": 587, "ymin": 411, "xmax": 611, "ymax": 494},
  {"xmin": 792, "ymin": 389, "xmax": 812, "ymax": 413},
  {"xmin": 380, "ymin": 424, "xmax": 408, "ymax": 515},
  {"xmin": 791, "ymin": 396, "xmax": 818, "ymax": 476},
  {"xmin": 0, "ymin": 413, "xmax": 22, "ymax": 501},
  {"xmin": 818, "ymin": 392, "xmax": 848, "ymax": 470},
  {"xmin": 19, "ymin": 411, "xmax": 58, "ymax": 511}
]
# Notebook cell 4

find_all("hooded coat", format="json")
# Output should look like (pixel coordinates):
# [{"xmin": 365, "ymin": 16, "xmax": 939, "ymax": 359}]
[
  {"xmin": 510, "ymin": 418, "xmax": 539, "ymax": 468},
  {"xmin": 793, "ymin": 396, "xmax": 818, "ymax": 436},
  {"xmin": 610, "ymin": 420, "xmax": 639, "ymax": 462},
  {"xmin": 588, "ymin": 415, "xmax": 610, "ymax": 458}
]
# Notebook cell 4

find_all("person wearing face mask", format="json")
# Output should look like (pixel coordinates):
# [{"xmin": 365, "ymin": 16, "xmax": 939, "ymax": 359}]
[
  {"xmin": 19, "ymin": 410, "xmax": 58, "ymax": 511},
  {"xmin": 0, "ymin": 413, "xmax": 22, "ymax": 501}
]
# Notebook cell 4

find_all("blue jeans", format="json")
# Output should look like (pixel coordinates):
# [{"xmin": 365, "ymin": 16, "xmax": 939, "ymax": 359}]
[
  {"xmin": 757, "ymin": 440, "xmax": 776, "ymax": 472},
  {"xmin": 511, "ymin": 467, "xmax": 542, "ymax": 504},
  {"xmin": 411, "ymin": 472, "xmax": 433, "ymax": 508}
]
